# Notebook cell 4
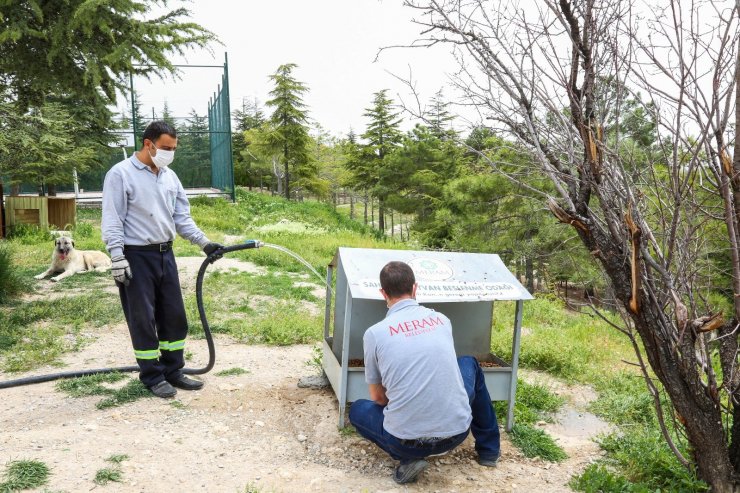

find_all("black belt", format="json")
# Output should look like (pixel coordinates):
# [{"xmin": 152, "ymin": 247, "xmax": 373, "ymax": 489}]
[
  {"xmin": 398, "ymin": 435, "xmax": 459, "ymax": 447},
  {"xmin": 124, "ymin": 241, "xmax": 173, "ymax": 252}
]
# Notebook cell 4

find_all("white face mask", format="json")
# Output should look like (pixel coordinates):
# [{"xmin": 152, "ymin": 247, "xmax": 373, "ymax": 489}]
[{"xmin": 149, "ymin": 144, "xmax": 175, "ymax": 169}]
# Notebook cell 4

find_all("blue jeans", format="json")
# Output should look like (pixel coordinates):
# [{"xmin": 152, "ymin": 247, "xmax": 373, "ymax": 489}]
[{"xmin": 349, "ymin": 356, "xmax": 500, "ymax": 463}]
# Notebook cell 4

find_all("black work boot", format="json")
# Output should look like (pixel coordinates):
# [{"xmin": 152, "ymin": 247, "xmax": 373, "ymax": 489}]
[
  {"xmin": 393, "ymin": 459, "xmax": 428, "ymax": 484},
  {"xmin": 167, "ymin": 375, "xmax": 204, "ymax": 390},
  {"xmin": 149, "ymin": 380, "xmax": 177, "ymax": 398}
]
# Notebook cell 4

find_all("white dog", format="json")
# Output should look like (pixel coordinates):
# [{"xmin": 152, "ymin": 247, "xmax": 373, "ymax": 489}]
[{"xmin": 35, "ymin": 237, "xmax": 112, "ymax": 282}]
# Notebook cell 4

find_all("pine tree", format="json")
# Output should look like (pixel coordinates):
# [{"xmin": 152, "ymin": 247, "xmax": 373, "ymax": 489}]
[
  {"xmin": 1, "ymin": 101, "xmax": 97, "ymax": 194},
  {"xmin": 0, "ymin": 0, "xmax": 215, "ymax": 110},
  {"xmin": 426, "ymin": 89, "xmax": 456, "ymax": 139},
  {"xmin": 232, "ymin": 97, "xmax": 266, "ymax": 188},
  {"xmin": 161, "ymin": 101, "xmax": 175, "ymax": 127},
  {"xmin": 173, "ymin": 110, "xmax": 209, "ymax": 187},
  {"xmin": 359, "ymin": 89, "xmax": 402, "ymax": 232},
  {"xmin": 265, "ymin": 63, "xmax": 313, "ymax": 199}
]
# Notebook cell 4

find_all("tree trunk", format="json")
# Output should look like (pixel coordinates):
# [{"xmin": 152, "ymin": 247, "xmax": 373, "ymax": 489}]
[
  {"xmin": 47, "ymin": 184, "xmax": 56, "ymax": 197},
  {"xmin": 378, "ymin": 199, "xmax": 385, "ymax": 233},
  {"xmin": 0, "ymin": 180, "xmax": 4, "ymax": 238},
  {"xmin": 350, "ymin": 195, "xmax": 355, "ymax": 220},
  {"xmin": 283, "ymin": 146, "xmax": 290, "ymax": 200},
  {"xmin": 364, "ymin": 193, "xmax": 368, "ymax": 225},
  {"xmin": 10, "ymin": 184, "xmax": 20, "ymax": 196},
  {"xmin": 525, "ymin": 256, "xmax": 535, "ymax": 294}
]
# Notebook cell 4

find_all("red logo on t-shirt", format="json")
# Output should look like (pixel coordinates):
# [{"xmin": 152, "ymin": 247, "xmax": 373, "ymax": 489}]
[{"xmin": 389, "ymin": 316, "xmax": 444, "ymax": 336}]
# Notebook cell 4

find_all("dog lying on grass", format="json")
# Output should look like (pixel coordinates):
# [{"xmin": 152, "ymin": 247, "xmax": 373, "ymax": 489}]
[{"xmin": 35, "ymin": 237, "xmax": 112, "ymax": 282}]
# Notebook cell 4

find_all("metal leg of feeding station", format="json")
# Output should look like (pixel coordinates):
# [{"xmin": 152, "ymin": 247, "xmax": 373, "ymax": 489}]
[
  {"xmin": 506, "ymin": 300, "xmax": 524, "ymax": 432},
  {"xmin": 323, "ymin": 266, "xmax": 333, "ymax": 341},
  {"xmin": 337, "ymin": 285, "xmax": 352, "ymax": 428}
]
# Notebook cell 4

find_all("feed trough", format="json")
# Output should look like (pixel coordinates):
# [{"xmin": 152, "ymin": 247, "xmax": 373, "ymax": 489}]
[{"xmin": 322, "ymin": 247, "xmax": 534, "ymax": 429}]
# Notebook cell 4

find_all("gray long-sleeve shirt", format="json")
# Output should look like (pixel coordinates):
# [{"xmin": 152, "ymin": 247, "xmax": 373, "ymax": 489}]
[{"xmin": 101, "ymin": 154, "xmax": 210, "ymax": 258}]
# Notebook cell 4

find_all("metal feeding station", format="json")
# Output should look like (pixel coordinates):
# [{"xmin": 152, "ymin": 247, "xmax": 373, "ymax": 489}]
[{"xmin": 322, "ymin": 247, "xmax": 534, "ymax": 429}]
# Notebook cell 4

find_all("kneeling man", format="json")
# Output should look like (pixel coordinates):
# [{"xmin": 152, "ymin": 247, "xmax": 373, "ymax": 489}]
[{"xmin": 349, "ymin": 261, "xmax": 500, "ymax": 484}]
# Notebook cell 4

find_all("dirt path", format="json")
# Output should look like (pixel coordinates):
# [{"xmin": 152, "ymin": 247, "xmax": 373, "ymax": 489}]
[
  {"xmin": 1, "ymin": 257, "xmax": 610, "ymax": 492},
  {"xmin": 0, "ymin": 330, "xmax": 608, "ymax": 493}
]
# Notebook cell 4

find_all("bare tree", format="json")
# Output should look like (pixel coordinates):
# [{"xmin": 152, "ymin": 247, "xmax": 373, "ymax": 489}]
[{"xmin": 401, "ymin": 0, "xmax": 740, "ymax": 489}]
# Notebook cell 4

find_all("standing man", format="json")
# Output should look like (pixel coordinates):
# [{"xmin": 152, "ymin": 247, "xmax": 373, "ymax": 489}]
[
  {"xmin": 102, "ymin": 121, "xmax": 223, "ymax": 398},
  {"xmin": 349, "ymin": 261, "xmax": 500, "ymax": 484}
]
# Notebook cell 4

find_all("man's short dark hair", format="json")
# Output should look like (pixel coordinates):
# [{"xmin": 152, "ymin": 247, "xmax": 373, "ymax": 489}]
[
  {"xmin": 142, "ymin": 120, "xmax": 177, "ymax": 144},
  {"xmin": 380, "ymin": 261, "xmax": 416, "ymax": 298}
]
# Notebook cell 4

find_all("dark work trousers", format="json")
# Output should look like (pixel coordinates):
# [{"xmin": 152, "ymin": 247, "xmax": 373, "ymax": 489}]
[{"xmin": 117, "ymin": 248, "xmax": 187, "ymax": 387}]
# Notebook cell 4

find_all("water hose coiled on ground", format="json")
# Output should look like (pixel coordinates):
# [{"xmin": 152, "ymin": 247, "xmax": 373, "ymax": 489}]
[{"xmin": 0, "ymin": 240, "xmax": 263, "ymax": 390}]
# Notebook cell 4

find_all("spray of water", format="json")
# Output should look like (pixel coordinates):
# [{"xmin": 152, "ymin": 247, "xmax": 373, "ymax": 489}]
[{"xmin": 261, "ymin": 243, "xmax": 330, "ymax": 290}]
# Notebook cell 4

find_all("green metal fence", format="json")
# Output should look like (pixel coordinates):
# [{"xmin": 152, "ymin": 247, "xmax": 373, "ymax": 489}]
[
  {"xmin": 3, "ymin": 54, "xmax": 234, "ymax": 200},
  {"xmin": 208, "ymin": 54, "xmax": 235, "ymax": 201}
]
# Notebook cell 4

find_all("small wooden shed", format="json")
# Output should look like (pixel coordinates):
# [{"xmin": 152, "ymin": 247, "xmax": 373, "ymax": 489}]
[
  {"xmin": 322, "ymin": 247, "xmax": 534, "ymax": 429},
  {"xmin": 4, "ymin": 196, "xmax": 76, "ymax": 230}
]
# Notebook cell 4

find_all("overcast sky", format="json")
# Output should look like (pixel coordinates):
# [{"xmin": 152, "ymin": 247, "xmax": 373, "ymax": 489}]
[{"xmin": 122, "ymin": 0, "xmax": 462, "ymax": 138}]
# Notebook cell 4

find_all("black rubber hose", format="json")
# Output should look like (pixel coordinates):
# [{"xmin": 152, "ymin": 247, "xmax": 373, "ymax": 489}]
[{"xmin": 0, "ymin": 240, "xmax": 261, "ymax": 389}]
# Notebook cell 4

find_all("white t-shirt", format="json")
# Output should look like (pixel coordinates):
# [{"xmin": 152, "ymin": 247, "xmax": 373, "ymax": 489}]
[{"xmin": 363, "ymin": 299, "xmax": 472, "ymax": 439}]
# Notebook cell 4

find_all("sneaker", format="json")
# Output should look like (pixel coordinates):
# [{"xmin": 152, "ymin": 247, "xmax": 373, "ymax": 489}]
[
  {"xmin": 167, "ymin": 375, "xmax": 204, "ymax": 390},
  {"xmin": 149, "ymin": 380, "xmax": 177, "ymax": 398},
  {"xmin": 393, "ymin": 459, "xmax": 428, "ymax": 484},
  {"xmin": 478, "ymin": 455, "xmax": 500, "ymax": 467}
]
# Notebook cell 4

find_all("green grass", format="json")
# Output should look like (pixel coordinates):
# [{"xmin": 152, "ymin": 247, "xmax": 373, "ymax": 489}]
[
  {"xmin": 569, "ymin": 465, "xmax": 637, "ymax": 493},
  {"xmin": 92, "ymin": 454, "xmax": 129, "ymax": 486},
  {"xmin": 170, "ymin": 400, "xmax": 187, "ymax": 409},
  {"xmin": 493, "ymin": 379, "xmax": 567, "ymax": 461},
  {"xmin": 491, "ymin": 297, "xmax": 633, "ymax": 382},
  {"xmin": 495, "ymin": 379, "xmax": 565, "ymax": 426},
  {"xmin": 55, "ymin": 373, "xmax": 151, "ymax": 409},
  {"xmin": 215, "ymin": 367, "xmax": 249, "ymax": 376},
  {"xmin": 0, "ymin": 242, "xmax": 29, "ymax": 304},
  {"xmin": 338, "ymin": 425, "xmax": 357, "ymax": 437},
  {"xmin": 93, "ymin": 468, "xmax": 122, "ymax": 486},
  {"xmin": 509, "ymin": 423, "xmax": 568, "ymax": 462},
  {"xmin": 95, "ymin": 379, "xmax": 151, "ymax": 409},
  {"xmin": 571, "ymin": 430, "xmax": 708, "ymax": 492},
  {"xmin": 185, "ymin": 271, "xmax": 324, "ymax": 345},
  {"xmin": 105, "ymin": 454, "xmax": 129, "ymax": 465},
  {"xmin": 571, "ymin": 371, "xmax": 709, "ymax": 492},
  {"xmin": 0, "ymin": 293, "xmax": 122, "ymax": 371},
  {"xmin": 0, "ymin": 459, "xmax": 50, "ymax": 491},
  {"xmin": 306, "ymin": 345, "xmax": 323, "ymax": 374},
  {"xmin": 589, "ymin": 372, "xmax": 656, "ymax": 426},
  {"xmin": 56, "ymin": 372, "xmax": 127, "ymax": 397},
  {"xmin": 187, "ymin": 189, "xmax": 395, "ymax": 277}
]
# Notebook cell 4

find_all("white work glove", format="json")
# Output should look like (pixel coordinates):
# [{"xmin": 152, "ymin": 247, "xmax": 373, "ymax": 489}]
[{"xmin": 111, "ymin": 255, "xmax": 132, "ymax": 286}]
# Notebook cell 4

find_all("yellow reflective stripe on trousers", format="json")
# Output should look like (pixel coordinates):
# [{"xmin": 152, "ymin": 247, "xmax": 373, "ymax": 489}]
[
  {"xmin": 134, "ymin": 349, "xmax": 159, "ymax": 360},
  {"xmin": 159, "ymin": 339, "xmax": 185, "ymax": 351}
]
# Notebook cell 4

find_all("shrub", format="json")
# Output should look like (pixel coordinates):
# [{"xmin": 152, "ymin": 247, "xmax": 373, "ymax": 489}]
[
  {"xmin": 570, "ymin": 429, "xmax": 708, "ymax": 492},
  {"xmin": 7, "ymin": 223, "xmax": 54, "ymax": 243},
  {"xmin": 0, "ymin": 242, "xmax": 27, "ymax": 303}
]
